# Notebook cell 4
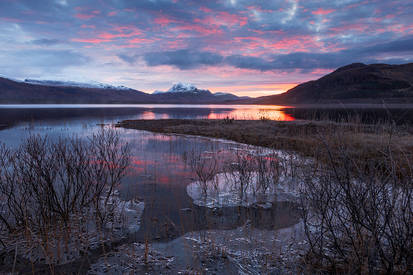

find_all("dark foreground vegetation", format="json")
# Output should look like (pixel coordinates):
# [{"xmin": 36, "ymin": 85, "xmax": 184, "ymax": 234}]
[
  {"xmin": 119, "ymin": 118, "xmax": 413, "ymax": 273},
  {"xmin": 0, "ymin": 130, "xmax": 130, "ymax": 273}
]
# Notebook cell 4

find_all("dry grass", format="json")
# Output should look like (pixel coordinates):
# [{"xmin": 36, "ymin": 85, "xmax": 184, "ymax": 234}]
[{"xmin": 117, "ymin": 119, "xmax": 413, "ymax": 170}]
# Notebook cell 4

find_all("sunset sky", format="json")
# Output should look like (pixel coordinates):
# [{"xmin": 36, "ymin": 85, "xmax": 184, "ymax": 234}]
[{"xmin": 1, "ymin": 0, "xmax": 413, "ymax": 97}]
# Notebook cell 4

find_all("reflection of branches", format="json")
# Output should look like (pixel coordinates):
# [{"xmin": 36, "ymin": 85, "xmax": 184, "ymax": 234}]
[
  {"xmin": 89, "ymin": 130, "xmax": 130, "ymax": 226},
  {"xmin": 255, "ymin": 150, "xmax": 282, "ymax": 194},
  {"xmin": 226, "ymin": 150, "xmax": 255, "ymax": 201},
  {"xmin": 188, "ymin": 150, "xmax": 219, "ymax": 195}
]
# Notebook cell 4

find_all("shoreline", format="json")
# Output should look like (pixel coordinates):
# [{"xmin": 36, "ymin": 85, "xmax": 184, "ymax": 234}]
[
  {"xmin": 116, "ymin": 118, "xmax": 413, "ymax": 168},
  {"xmin": 116, "ymin": 119, "xmax": 320, "ymax": 150}
]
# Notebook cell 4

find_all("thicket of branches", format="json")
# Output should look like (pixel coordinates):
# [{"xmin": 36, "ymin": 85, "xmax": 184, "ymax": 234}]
[
  {"xmin": 299, "ymin": 123, "xmax": 413, "ymax": 273},
  {"xmin": 186, "ymin": 120, "xmax": 413, "ymax": 273},
  {"xmin": 188, "ymin": 148, "xmax": 284, "ymax": 203},
  {"xmin": 0, "ymin": 130, "xmax": 130, "ymax": 246}
]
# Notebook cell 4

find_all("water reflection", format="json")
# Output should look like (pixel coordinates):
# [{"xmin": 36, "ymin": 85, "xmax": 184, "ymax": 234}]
[
  {"xmin": 0, "ymin": 104, "xmax": 294, "ymax": 128},
  {"xmin": 0, "ymin": 105, "xmax": 301, "ymax": 243},
  {"xmin": 207, "ymin": 108, "xmax": 295, "ymax": 120},
  {"xmin": 2, "ymin": 104, "xmax": 411, "ymax": 242},
  {"xmin": 0, "ymin": 122, "xmax": 301, "ymax": 244}
]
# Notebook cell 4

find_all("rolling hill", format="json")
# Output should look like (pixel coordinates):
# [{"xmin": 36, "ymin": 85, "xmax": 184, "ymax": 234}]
[{"xmin": 250, "ymin": 63, "xmax": 413, "ymax": 104}]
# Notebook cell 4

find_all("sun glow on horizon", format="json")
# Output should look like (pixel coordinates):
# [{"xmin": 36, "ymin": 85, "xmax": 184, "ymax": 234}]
[{"xmin": 209, "ymin": 83, "xmax": 298, "ymax": 97}]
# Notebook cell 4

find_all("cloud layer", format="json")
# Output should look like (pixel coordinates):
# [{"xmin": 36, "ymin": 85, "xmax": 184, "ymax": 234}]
[{"xmin": 0, "ymin": 0, "xmax": 413, "ymax": 96}]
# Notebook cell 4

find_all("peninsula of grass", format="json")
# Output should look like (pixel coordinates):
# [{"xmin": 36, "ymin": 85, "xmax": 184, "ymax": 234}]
[
  {"xmin": 116, "ymin": 118, "xmax": 413, "ymax": 152},
  {"xmin": 117, "ymin": 118, "xmax": 413, "ymax": 168}
]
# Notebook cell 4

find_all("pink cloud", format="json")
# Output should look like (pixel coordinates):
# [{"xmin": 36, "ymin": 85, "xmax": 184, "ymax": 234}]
[
  {"xmin": 164, "ymin": 39, "xmax": 188, "ymax": 49},
  {"xmin": 112, "ymin": 25, "xmax": 142, "ymax": 35},
  {"xmin": 81, "ymin": 24, "xmax": 96, "ymax": 29},
  {"xmin": 312, "ymin": 8, "xmax": 335, "ymax": 15},
  {"xmin": 128, "ymin": 38, "xmax": 153, "ymax": 44},
  {"xmin": 171, "ymin": 24, "xmax": 222, "ymax": 35},
  {"xmin": 199, "ymin": 7, "xmax": 212, "ymax": 13},
  {"xmin": 97, "ymin": 30, "xmax": 141, "ymax": 40},
  {"xmin": 310, "ymin": 68, "xmax": 334, "ymax": 75},
  {"xmin": 195, "ymin": 11, "xmax": 248, "ymax": 27},
  {"xmin": 345, "ymin": 0, "xmax": 370, "ymax": 10},
  {"xmin": 269, "ymin": 37, "xmax": 317, "ymax": 51},
  {"xmin": 232, "ymin": 35, "xmax": 322, "ymax": 53},
  {"xmin": 246, "ymin": 5, "xmax": 273, "ymax": 13},
  {"xmin": 75, "ymin": 13, "xmax": 96, "ymax": 20},
  {"xmin": 154, "ymin": 16, "xmax": 178, "ymax": 26},
  {"xmin": 329, "ymin": 24, "xmax": 368, "ymax": 33},
  {"xmin": 72, "ymin": 25, "xmax": 145, "ymax": 45},
  {"xmin": 74, "ymin": 7, "xmax": 100, "ymax": 20},
  {"xmin": 386, "ymin": 24, "xmax": 413, "ymax": 34},
  {"xmin": 0, "ymin": 17, "xmax": 21, "ymax": 23}
]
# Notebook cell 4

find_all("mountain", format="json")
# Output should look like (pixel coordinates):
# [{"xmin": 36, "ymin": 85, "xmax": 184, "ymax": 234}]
[
  {"xmin": 151, "ymin": 83, "xmax": 244, "ymax": 103},
  {"xmin": 250, "ymin": 63, "xmax": 413, "ymax": 104},
  {"xmin": 0, "ymin": 78, "xmax": 245, "ymax": 104},
  {"xmin": 153, "ymin": 82, "xmax": 243, "ymax": 101},
  {"xmin": 153, "ymin": 83, "xmax": 205, "ymax": 94},
  {"xmin": 24, "ymin": 79, "xmax": 132, "ymax": 91},
  {"xmin": 0, "ymin": 77, "xmax": 149, "ymax": 104}
]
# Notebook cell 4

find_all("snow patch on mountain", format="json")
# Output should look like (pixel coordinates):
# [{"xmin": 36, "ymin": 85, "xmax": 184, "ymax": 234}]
[
  {"xmin": 24, "ymin": 79, "xmax": 132, "ymax": 90},
  {"xmin": 152, "ymin": 83, "xmax": 248, "ymax": 100},
  {"xmin": 168, "ymin": 83, "xmax": 199, "ymax": 93},
  {"xmin": 153, "ymin": 83, "xmax": 209, "ymax": 94}
]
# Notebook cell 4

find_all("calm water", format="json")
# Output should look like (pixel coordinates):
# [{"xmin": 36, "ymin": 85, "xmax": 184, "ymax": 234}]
[
  {"xmin": 0, "ymin": 103, "xmax": 412, "ymax": 241},
  {"xmin": 0, "ymin": 104, "xmax": 301, "ymax": 242}
]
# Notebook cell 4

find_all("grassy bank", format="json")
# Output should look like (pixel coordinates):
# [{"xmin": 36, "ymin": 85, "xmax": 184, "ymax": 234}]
[{"xmin": 117, "ymin": 119, "xmax": 413, "ymax": 167}]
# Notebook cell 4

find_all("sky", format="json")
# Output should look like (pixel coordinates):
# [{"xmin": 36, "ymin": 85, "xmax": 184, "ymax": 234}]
[{"xmin": 0, "ymin": 0, "xmax": 413, "ymax": 97}]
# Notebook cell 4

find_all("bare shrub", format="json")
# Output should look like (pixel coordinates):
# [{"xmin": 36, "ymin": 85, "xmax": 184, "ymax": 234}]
[
  {"xmin": 300, "ymin": 123, "xmax": 413, "ymax": 273},
  {"xmin": 0, "ymin": 129, "xmax": 130, "ymax": 264},
  {"xmin": 88, "ymin": 130, "xmax": 130, "ymax": 226},
  {"xmin": 225, "ymin": 149, "xmax": 255, "ymax": 201},
  {"xmin": 223, "ymin": 116, "xmax": 234, "ymax": 124},
  {"xmin": 188, "ymin": 150, "xmax": 219, "ymax": 195},
  {"xmin": 255, "ymin": 150, "xmax": 282, "ymax": 195}
]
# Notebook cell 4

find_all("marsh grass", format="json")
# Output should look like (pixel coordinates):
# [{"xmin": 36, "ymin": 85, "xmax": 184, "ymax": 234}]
[{"xmin": 119, "ymin": 117, "xmax": 413, "ymax": 171}]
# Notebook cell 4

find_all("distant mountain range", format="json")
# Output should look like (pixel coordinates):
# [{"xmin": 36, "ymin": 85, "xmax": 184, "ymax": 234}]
[
  {"xmin": 247, "ymin": 63, "xmax": 413, "ymax": 104},
  {"xmin": 0, "ymin": 78, "xmax": 247, "ymax": 104},
  {"xmin": 24, "ymin": 79, "xmax": 133, "ymax": 91},
  {"xmin": 1, "ymin": 62, "xmax": 413, "ymax": 105},
  {"xmin": 152, "ymin": 83, "xmax": 249, "ymax": 101}
]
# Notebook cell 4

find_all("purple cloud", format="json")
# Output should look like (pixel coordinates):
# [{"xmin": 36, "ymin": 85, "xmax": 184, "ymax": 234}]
[{"xmin": 0, "ymin": 0, "xmax": 412, "ymax": 95}]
